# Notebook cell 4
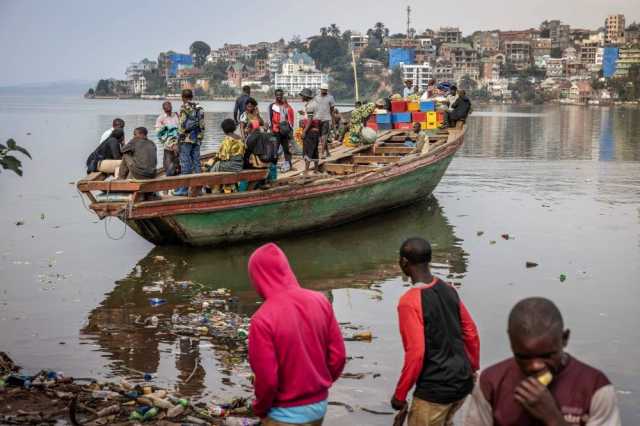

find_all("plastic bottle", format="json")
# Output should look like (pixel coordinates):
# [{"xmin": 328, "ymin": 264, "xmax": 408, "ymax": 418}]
[
  {"xmin": 129, "ymin": 411, "xmax": 144, "ymax": 421},
  {"xmin": 237, "ymin": 329, "xmax": 249, "ymax": 339},
  {"xmin": 143, "ymin": 407, "xmax": 158, "ymax": 421},
  {"xmin": 210, "ymin": 404, "xmax": 227, "ymax": 417},
  {"xmin": 150, "ymin": 316, "xmax": 159, "ymax": 327},
  {"xmin": 167, "ymin": 404, "xmax": 186, "ymax": 418},
  {"xmin": 149, "ymin": 298, "xmax": 167, "ymax": 306},
  {"xmin": 91, "ymin": 390, "xmax": 121, "ymax": 399},
  {"xmin": 96, "ymin": 404, "xmax": 120, "ymax": 417}
]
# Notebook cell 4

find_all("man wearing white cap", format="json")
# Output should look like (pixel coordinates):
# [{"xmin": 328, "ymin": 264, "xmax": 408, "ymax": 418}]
[{"xmin": 314, "ymin": 83, "xmax": 335, "ymax": 158}]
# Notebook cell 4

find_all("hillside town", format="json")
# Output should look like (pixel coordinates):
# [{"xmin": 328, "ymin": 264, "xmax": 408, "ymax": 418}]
[{"xmin": 86, "ymin": 13, "xmax": 640, "ymax": 105}]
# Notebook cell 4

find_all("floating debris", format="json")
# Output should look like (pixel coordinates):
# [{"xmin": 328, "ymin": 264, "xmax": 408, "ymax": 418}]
[
  {"xmin": 559, "ymin": 273, "xmax": 567, "ymax": 283},
  {"xmin": 489, "ymin": 240, "xmax": 497, "ymax": 245},
  {"xmin": 476, "ymin": 231, "xmax": 484, "ymax": 236},
  {"xmin": 15, "ymin": 220, "xmax": 24, "ymax": 226},
  {"xmin": 501, "ymin": 234, "xmax": 510, "ymax": 240},
  {"xmin": 525, "ymin": 261, "xmax": 539, "ymax": 268}
]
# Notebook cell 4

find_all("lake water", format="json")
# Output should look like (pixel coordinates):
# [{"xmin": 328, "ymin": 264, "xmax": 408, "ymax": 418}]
[{"xmin": 1, "ymin": 97, "xmax": 639, "ymax": 424}]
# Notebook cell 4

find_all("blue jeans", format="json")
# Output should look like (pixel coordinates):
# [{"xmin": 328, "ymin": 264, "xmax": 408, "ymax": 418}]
[{"xmin": 175, "ymin": 143, "xmax": 201, "ymax": 195}]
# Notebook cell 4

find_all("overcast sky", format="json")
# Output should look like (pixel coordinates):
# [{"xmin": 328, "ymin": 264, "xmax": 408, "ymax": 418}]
[{"xmin": 1, "ymin": 0, "xmax": 638, "ymax": 86}]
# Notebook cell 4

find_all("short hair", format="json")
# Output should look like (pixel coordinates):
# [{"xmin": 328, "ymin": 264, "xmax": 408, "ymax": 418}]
[
  {"xmin": 112, "ymin": 118, "xmax": 125, "ymax": 128},
  {"xmin": 181, "ymin": 89, "xmax": 193, "ymax": 99},
  {"xmin": 400, "ymin": 237, "xmax": 432, "ymax": 265},
  {"xmin": 134, "ymin": 126, "xmax": 148, "ymax": 137},
  {"xmin": 508, "ymin": 297, "xmax": 564, "ymax": 338},
  {"xmin": 246, "ymin": 97, "xmax": 258, "ymax": 107},
  {"xmin": 221, "ymin": 118, "xmax": 237, "ymax": 133},
  {"xmin": 275, "ymin": 88, "xmax": 284, "ymax": 95},
  {"xmin": 110, "ymin": 128, "xmax": 125, "ymax": 140},
  {"xmin": 242, "ymin": 85, "xmax": 251, "ymax": 93}
]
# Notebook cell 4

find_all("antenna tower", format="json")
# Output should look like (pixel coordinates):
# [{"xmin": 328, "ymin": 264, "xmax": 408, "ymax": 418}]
[{"xmin": 406, "ymin": 5, "xmax": 412, "ymax": 37}]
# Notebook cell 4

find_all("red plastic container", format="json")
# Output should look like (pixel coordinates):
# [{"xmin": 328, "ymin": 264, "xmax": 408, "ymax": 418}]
[
  {"xmin": 366, "ymin": 122, "xmax": 378, "ymax": 131},
  {"xmin": 390, "ymin": 101, "xmax": 408, "ymax": 113},
  {"xmin": 436, "ymin": 111, "xmax": 445, "ymax": 122},
  {"xmin": 393, "ymin": 122, "xmax": 413, "ymax": 130},
  {"xmin": 412, "ymin": 112, "xmax": 427, "ymax": 122}
]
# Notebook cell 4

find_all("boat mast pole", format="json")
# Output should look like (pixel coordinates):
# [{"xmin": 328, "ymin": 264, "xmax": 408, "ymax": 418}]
[{"xmin": 352, "ymin": 47, "xmax": 359, "ymax": 102}]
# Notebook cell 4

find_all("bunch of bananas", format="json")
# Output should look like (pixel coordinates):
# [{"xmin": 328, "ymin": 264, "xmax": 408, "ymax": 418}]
[{"xmin": 347, "ymin": 102, "xmax": 377, "ymax": 145}]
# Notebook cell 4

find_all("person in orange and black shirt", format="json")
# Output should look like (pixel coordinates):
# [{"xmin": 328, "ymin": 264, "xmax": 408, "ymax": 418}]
[
  {"xmin": 391, "ymin": 237, "xmax": 480, "ymax": 426},
  {"xmin": 464, "ymin": 297, "xmax": 621, "ymax": 426}
]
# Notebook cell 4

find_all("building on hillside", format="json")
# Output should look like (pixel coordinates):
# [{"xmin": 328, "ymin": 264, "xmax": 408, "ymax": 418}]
[
  {"xmin": 255, "ymin": 59, "xmax": 269, "ymax": 80},
  {"xmin": 166, "ymin": 77, "xmax": 193, "ymax": 93},
  {"xmin": 605, "ymin": 14, "xmax": 625, "ymax": 45},
  {"xmin": 166, "ymin": 53, "xmax": 193, "ymax": 77},
  {"xmin": 503, "ymin": 40, "xmax": 531, "ymax": 70},
  {"xmin": 282, "ymin": 51, "xmax": 317, "ymax": 74},
  {"xmin": 401, "ymin": 62, "xmax": 434, "ymax": 91},
  {"xmin": 268, "ymin": 51, "xmax": 287, "ymax": 80},
  {"xmin": 626, "ymin": 27, "xmax": 640, "ymax": 44},
  {"xmin": 579, "ymin": 41, "xmax": 599, "ymax": 66},
  {"xmin": 414, "ymin": 38, "xmax": 437, "ymax": 62},
  {"xmin": 532, "ymin": 38, "xmax": 552, "ymax": 59},
  {"xmin": 548, "ymin": 20, "xmax": 570, "ymax": 50},
  {"xmin": 570, "ymin": 29, "xmax": 592, "ymax": 44},
  {"xmin": 436, "ymin": 27, "xmax": 462, "ymax": 43},
  {"xmin": 472, "ymin": 31, "xmax": 500, "ymax": 54},
  {"xmin": 361, "ymin": 58, "xmax": 385, "ymax": 74},
  {"xmin": 125, "ymin": 59, "xmax": 156, "ymax": 95},
  {"xmin": 562, "ymin": 47, "xmax": 578, "ymax": 61},
  {"xmin": 274, "ymin": 51, "xmax": 328, "ymax": 96},
  {"xmin": 480, "ymin": 55, "xmax": 504, "ymax": 82},
  {"xmin": 433, "ymin": 59, "xmax": 454, "ymax": 82},
  {"xmin": 602, "ymin": 47, "xmax": 619, "ymax": 78},
  {"xmin": 614, "ymin": 46, "xmax": 640, "ymax": 78},
  {"xmin": 546, "ymin": 58, "xmax": 566, "ymax": 77},
  {"xmin": 569, "ymin": 80, "xmax": 592, "ymax": 104},
  {"xmin": 389, "ymin": 48, "xmax": 416, "ymax": 69},
  {"xmin": 384, "ymin": 37, "xmax": 421, "ymax": 49},
  {"xmin": 439, "ymin": 43, "xmax": 479, "ymax": 82},
  {"xmin": 350, "ymin": 32, "xmax": 369, "ymax": 57},
  {"xmin": 226, "ymin": 63, "xmax": 253, "ymax": 88}
]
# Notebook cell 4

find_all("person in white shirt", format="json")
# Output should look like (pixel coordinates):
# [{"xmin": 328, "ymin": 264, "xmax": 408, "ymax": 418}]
[
  {"xmin": 99, "ymin": 118, "xmax": 125, "ymax": 143},
  {"xmin": 403, "ymin": 80, "xmax": 414, "ymax": 99}
]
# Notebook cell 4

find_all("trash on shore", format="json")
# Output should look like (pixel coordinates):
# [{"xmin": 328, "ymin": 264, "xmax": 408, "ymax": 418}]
[
  {"xmin": 560, "ymin": 273, "xmax": 567, "ymax": 282},
  {"xmin": 501, "ymin": 233, "xmax": 511, "ymax": 240},
  {"xmin": 344, "ymin": 330, "xmax": 373, "ymax": 342},
  {"xmin": 525, "ymin": 261, "xmax": 539, "ymax": 268},
  {"xmin": 489, "ymin": 240, "xmax": 497, "ymax": 245}
]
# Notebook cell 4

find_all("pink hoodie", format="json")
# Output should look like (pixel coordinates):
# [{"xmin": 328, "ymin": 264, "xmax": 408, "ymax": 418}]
[{"xmin": 247, "ymin": 243, "xmax": 346, "ymax": 418}]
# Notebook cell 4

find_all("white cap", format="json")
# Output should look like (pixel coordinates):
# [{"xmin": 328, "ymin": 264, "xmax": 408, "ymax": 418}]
[{"xmin": 320, "ymin": 83, "xmax": 329, "ymax": 90}]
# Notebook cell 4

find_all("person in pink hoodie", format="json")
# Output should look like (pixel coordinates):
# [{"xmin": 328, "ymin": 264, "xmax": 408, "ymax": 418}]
[{"xmin": 247, "ymin": 243, "xmax": 346, "ymax": 425}]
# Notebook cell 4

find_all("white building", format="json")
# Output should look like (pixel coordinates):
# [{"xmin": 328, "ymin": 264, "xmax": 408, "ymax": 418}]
[
  {"xmin": 129, "ymin": 76, "xmax": 147, "ymax": 95},
  {"xmin": 125, "ymin": 60, "xmax": 156, "ymax": 94},
  {"xmin": 401, "ymin": 63, "xmax": 434, "ymax": 92},
  {"xmin": 274, "ymin": 51, "xmax": 328, "ymax": 95}
]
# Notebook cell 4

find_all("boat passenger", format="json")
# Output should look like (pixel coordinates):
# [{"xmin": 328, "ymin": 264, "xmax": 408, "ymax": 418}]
[
  {"xmin": 403, "ymin": 79, "xmax": 414, "ymax": 99},
  {"xmin": 210, "ymin": 119, "xmax": 245, "ymax": 173},
  {"xmin": 300, "ymin": 88, "xmax": 321, "ymax": 174},
  {"xmin": 117, "ymin": 127, "xmax": 157, "ymax": 180},
  {"xmin": 446, "ymin": 85, "xmax": 459, "ymax": 110},
  {"xmin": 234, "ymin": 85, "xmax": 251, "ymax": 124},
  {"xmin": 175, "ymin": 89, "xmax": 205, "ymax": 196},
  {"xmin": 155, "ymin": 101, "xmax": 180, "ymax": 176},
  {"xmin": 239, "ymin": 97, "xmax": 264, "ymax": 140},
  {"xmin": 247, "ymin": 243, "xmax": 346, "ymax": 426},
  {"xmin": 420, "ymin": 79, "xmax": 437, "ymax": 101},
  {"xmin": 391, "ymin": 237, "xmax": 480, "ymax": 426},
  {"xmin": 405, "ymin": 122, "xmax": 428, "ymax": 152},
  {"xmin": 313, "ymin": 83, "xmax": 336, "ymax": 159},
  {"xmin": 99, "ymin": 118, "xmax": 125, "ymax": 144},
  {"xmin": 464, "ymin": 297, "xmax": 621, "ymax": 426},
  {"xmin": 444, "ymin": 90, "xmax": 471, "ymax": 129},
  {"xmin": 268, "ymin": 89, "xmax": 295, "ymax": 172},
  {"xmin": 86, "ymin": 128, "xmax": 124, "ymax": 175}
]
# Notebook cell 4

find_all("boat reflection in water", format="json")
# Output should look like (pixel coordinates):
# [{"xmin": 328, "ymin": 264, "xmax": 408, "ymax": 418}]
[{"xmin": 80, "ymin": 196, "xmax": 467, "ymax": 398}]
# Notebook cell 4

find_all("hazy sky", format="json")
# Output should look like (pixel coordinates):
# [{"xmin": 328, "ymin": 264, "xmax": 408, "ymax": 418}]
[{"xmin": 1, "ymin": 0, "xmax": 638, "ymax": 85}]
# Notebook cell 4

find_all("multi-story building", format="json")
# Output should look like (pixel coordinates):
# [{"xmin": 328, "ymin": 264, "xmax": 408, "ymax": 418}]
[
  {"xmin": 472, "ymin": 31, "xmax": 500, "ymax": 54},
  {"xmin": 568, "ymin": 81, "xmax": 592, "ymax": 104},
  {"xmin": 433, "ymin": 59, "xmax": 454, "ymax": 81},
  {"xmin": 532, "ymin": 38, "xmax": 552, "ymax": 59},
  {"xmin": 605, "ymin": 14, "xmax": 625, "ymax": 45},
  {"xmin": 546, "ymin": 58, "xmax": 566, "ymax": 77},
  {"xmin": 436, "ymin": 27, "xmax": 462, "ymax": 43},
  {"xmin": 480, "ymin": 55, "xmax": 503, "ymax": 82},
  {"xmin": 503, "ymin": 40, "xmax": 531, "ymax": 70},
  {"xmin": 255, "ymin": 59, "xmax": 269, "ymax": 80},
  {"xmin": 439, "ymin": 43, "xmax": 479, "ymax": 81},
  {"xmin": 226, "ymin": 63, "xmax": 253, "ymax": 88},
  {"xmin": 125, "ymin": 59, "xmax": 157, "ymax": 94},
  {"xmin": 268, "ymin": 51, "xmax": 287, "ymax": 80},
  {"xmin": 401, "ymin": 62, "xmax": 434, "ymax": 91},
  {"xmin": 579, "ymin": 41, "xmax": 599, "ymax": 66},
  {"xmin": 274, "ymin": 51, "xmax": 328, "ymax": 96},
  {"xmin": 548, "ymin": 20, "xmax": 570, "ymax": 50},
  {"xmin": 350, "ymin": 32, "xmax": 369, "ymax": 57},
  {"xmin": 626, "ymin": 27, "xmax": 640, "ymax": 45},
  {"xmin": 614, "ymin": 46, "xmax": 640, "ymax": 78}
]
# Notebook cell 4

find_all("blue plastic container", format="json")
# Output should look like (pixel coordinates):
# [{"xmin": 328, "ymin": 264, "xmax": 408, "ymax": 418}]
[
  {"xmin": 377, "ymin": 122, "xmax": 392, "ymax": 130},
  {"xmin": 375, "ymin": 114, "xmax": 392, "ymax": 124},
  {"xmin": 420, "ymin": 101, "xmax": 435, "ymax": 112},
  {"xmin": 391, "ymin": 112, "xmax": 412, "ymax": 123}
]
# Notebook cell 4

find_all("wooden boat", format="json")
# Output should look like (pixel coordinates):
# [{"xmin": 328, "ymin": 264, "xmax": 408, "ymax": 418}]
[{"xmin": 77, "ymin": 126, "xmax": 465, "ymax": 246}]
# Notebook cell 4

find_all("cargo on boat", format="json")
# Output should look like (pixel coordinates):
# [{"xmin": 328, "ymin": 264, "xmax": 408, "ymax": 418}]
[{"xmin": 77, "ymin": 127, "xmax": 465, "ymax": 246}]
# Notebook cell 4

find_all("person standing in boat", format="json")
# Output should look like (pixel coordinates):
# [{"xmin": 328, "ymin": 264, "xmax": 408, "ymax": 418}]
[
  {"xmin": 99, "ymin": 118, "xmax": 125, "ymax": 144},
  {"xmin": 234, "ymin": 85, "xmax": 251, "ymax": 124},
  {"xmin": 403, "ymin": 79, "xmax": 414, "ymax": 99},
  {"xmin": 117, "ymin": 127, "xmax": 157, "ymax": 180},
  {"xmin": 313, "ymin": 83, "xmax": 335, "ymax": 159},
  {"xmin": 391, "ymin": 237, "xmax": 480, "ymax": 426},
  {"xmin": 155, "ymin": 101, "xmax": 180, "ymax": 176},
  {"xmin": 268, "ymin": 89, "xmax": 295, "ymax": 172},
  {"xmin": 239, "ymin": 97, "xmax": 265, "ymax": 140},
  {"xmin": 175, "ymin": 89, "xmax": 205, "ymax": 196},
  {"xmin": 299, "ymin": 88, "xmax": 321, "ymax": 174}
]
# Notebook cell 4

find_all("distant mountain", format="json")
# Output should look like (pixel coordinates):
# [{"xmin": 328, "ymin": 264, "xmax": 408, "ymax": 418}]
[{"xmin": 0, "ymin": 80, "xmax": 96, "ymax": 96}]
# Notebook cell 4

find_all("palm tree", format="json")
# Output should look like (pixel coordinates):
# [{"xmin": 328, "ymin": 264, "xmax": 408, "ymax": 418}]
[
  {"xmin": 320, "ymin": 27, "xmax": 328, "ymax": 37},
  {"xmin": 329, "ymin": 23, "xmax": 341, "ymax": 38}
]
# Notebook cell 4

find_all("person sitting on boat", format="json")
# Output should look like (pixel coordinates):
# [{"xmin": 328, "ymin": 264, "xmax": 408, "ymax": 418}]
[
  {"xmin": 155, "ymin": 101, "xmax": 180, "ymax": 176},
  {"xmin": 86, "ymin": 128, "xmax": 124, "ymax": 175},
  {"xmin": 300, "ymin": 88, "xmax": 322, "ymax": 174},
  {"xmin": 405, "ymin": 122, "xmax": 428, "ymax": 153},
  {"xmin": 403, "ymin": 79, "xmax": 414, "ymax": 99},
  {"xmin": 99, "ymin": 118, "xmax": 125, "ymax": 144},
  {"xmin": 420, "ymin": 79, "xmax": 437, "ymax": 101},
  {"xmin": 239, "ymin": 97, "xmax": 264, "ymax": 140},
  {"xmin": 210, "ymin": 119, "xmax": 245, "ymax": 173},
  {"xmin": 117, "ymin": 127, "xmax": 157, "ymax": 180},
  {"xmin": 444, "ymin": 90, "xmax": 471, "ymax": 129}
]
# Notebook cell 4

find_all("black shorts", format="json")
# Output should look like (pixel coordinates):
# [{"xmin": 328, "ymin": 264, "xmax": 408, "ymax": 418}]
[{"xmin": 320, "ymin": 120, "xmax": 331, "ymax": 137}]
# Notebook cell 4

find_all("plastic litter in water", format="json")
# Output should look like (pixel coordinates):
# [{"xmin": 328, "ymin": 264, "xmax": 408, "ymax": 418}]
[{"xmin": 148, "ymin": 298, "xmax": 167, "ymax": 306}]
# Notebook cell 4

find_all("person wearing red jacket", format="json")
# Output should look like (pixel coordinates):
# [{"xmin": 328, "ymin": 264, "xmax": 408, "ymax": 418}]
[
  {"xmin": 247, "ymin": 243, "xmax": 346, "ymax": 425},
  {"xmin": 391, "ymin": 237, "xmax": 480, "ymax": 426}
]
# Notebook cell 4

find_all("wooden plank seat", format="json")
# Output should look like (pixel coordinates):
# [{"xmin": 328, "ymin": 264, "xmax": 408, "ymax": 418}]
[
  {"xmin": 352, "ymin": 155, "xmax": 403, "ymax": 164},
  {"xmin": 77, "ymin": 169, "xmax": 268, "ymax": 194},
  {"xmin": 373, "ymin": 146, "xmax": 415, "ymax": 155},
  {"xmin": 323, "ymin": 163, "xmax": 380, "ymax": 175}
]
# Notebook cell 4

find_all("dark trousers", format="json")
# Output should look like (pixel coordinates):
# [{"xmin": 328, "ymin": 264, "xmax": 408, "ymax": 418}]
[
  {"xmin": 163, "ymin": 148, "xmax": 179, "ymax": 176},
  {"xmin": 275, "ymin": 132, "xmax": 292, "ymax": 164},
  {"xmin": 179, "ymin": 143, "xmax": 201, "ymax": 175}
]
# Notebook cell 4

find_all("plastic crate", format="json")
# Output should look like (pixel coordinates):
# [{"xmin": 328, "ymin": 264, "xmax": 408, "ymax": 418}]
[
  {"xmin": 420, "ymin": 101, "xmax": 435, "ymax": 112},
  {"xmin": 436, "ymin": 111, "xmax": 445, "ymax": 123},
  {"xmin": 412, "ymin": 112, "xmax": 427, "ymax": 122},
  {"xmin": 420, "ymin": 122, "xmax": 428, "ymax": 130},
  {"xmin": 407, "ymin": 101, "xmax": 420, "ymax": 112},
  {"xmin": 393, "ymin": 122, "xmax": 413, "ymax": 130},
  {"xmin": 377, "ymin": 122, "xmax": 392, "ymax": 130},
  {"xmin": 426, "ymin": 121, "xmax": 438, "ymax": 130},
  {"xmin": 391, "ymin": 112, "xmax": 412, "ymax": 123},
  {"xmin": 366, "ymin": 122, "xmax": 378, "ymax": 131},
  {"xmin": 375, "ymin": 113, "xmax": 392, "ymax": 124},
  {"xmin": 390, "ymin": 101, "xmax": 408, "ymax": 112},
  {"xmin": 427, "ymin": 112, "xmax": 437, "ymax": 122}
]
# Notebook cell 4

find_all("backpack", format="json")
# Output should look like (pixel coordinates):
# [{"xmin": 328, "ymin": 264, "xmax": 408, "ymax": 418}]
[
  {"xmin": 182, "ymin": 104, "xmax": 204, "ymax": 134},
  {"xmin": 248, "ymin": 132, "xmax": 279, "ymax": 164}
]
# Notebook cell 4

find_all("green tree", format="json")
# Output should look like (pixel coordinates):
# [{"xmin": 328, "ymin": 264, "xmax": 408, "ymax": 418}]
[
  {"xmin": 0, "ymin": 139, "xmax": 31, "ymax": 176},
  {"xmin": 308, "ymin": 36, "xmax": 348, "ymax": 70},
  {"xmin": 390, "ymin": 66, "xmax": 404, "ymax": 94},
  {"xmin": 367, "ymin": 22, "xmax": 390, "ymax": 45},
  {"xmin": 95, "ymin": 79, "xmax": 112, "ymax": 96},
  {"xmin": 190, "ymin": 41, "xmax": 211, "ymax": 68},
  {"xmin": 328, "ymin": 23, "xmax": 341, "ymax": 38},
  {"xmin": 288, "ymin": 35, "xmax": 307, "ymax": 52},
  {"xmin": 202, "ymin": 61, "xmax": 231, "ymax": 83},
  {"xmin": 320, "ymin": 27, "xmax": 328, "ymax": 37},
  {"xmin": 143, "ymin": 69, "xmax": 167, "ymax": 95}
]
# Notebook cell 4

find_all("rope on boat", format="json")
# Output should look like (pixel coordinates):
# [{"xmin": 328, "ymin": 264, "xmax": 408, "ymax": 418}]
[{"xmin": 103, "ymin": 180, "xmax": 129, "ymax": 241}]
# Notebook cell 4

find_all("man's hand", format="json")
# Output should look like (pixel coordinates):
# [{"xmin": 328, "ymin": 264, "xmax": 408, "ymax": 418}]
[
  {"xmin": 390, "ymin": 396, "xmax": 406, "ymax": 411},
  {"xmin": 514, "ymin": 377, "xmax": 567, "ymax": 426}
]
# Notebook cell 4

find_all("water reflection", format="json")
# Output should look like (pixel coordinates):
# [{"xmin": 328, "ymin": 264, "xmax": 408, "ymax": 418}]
[
  {"xmin": 465, "ymin": 106, "xmax": 640, "ymax": 161},
  {"xmin": 80, "ymin": 197, "xmax": 467, "ymax": 396}
]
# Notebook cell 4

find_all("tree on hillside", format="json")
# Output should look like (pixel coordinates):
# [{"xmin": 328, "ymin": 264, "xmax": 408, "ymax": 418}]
[
  {"xmin": 342, "ymin": 30, "xmax": 352, "ymax": 44},
  {"xmin": 190, "ymin": 41, "xmax": 211, "ymax": 68},
  {"xmin": 390, "ymin": 66, "xmax": 404, "ymax": 94},
  {"xmin": 95, "ymin": 79, "xmax": 112, "ymax": 96},
  {"xmin": 329, "ymin": 24, "xmax": 341, "ymax": 38},
  {"xmin": 309, "ymin": 36, "xmax": 348, "ymax": 70},
  {"xmin": 367, "ymin": 22, "xmax": 389, "ymax": 45},
  {"xmin": 203, "ymin": 61, "xmax": 231, "ymax": 83},
  {"xmin": 288, "ymin": 35, "xmax": 307, "ymax": 52},
  {"xmin": 143, "ymin": 69, "xmax": 167, "ymax": 95},
  {"xmin": 320, "ymin": 27, "xmax": 328, "ymax": 37}
]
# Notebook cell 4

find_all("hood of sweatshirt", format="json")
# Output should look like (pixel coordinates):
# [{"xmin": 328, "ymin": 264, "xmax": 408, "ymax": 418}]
[{"xmin": 248, "ymin": 243, "xmax": 300, "ymax": 300}]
